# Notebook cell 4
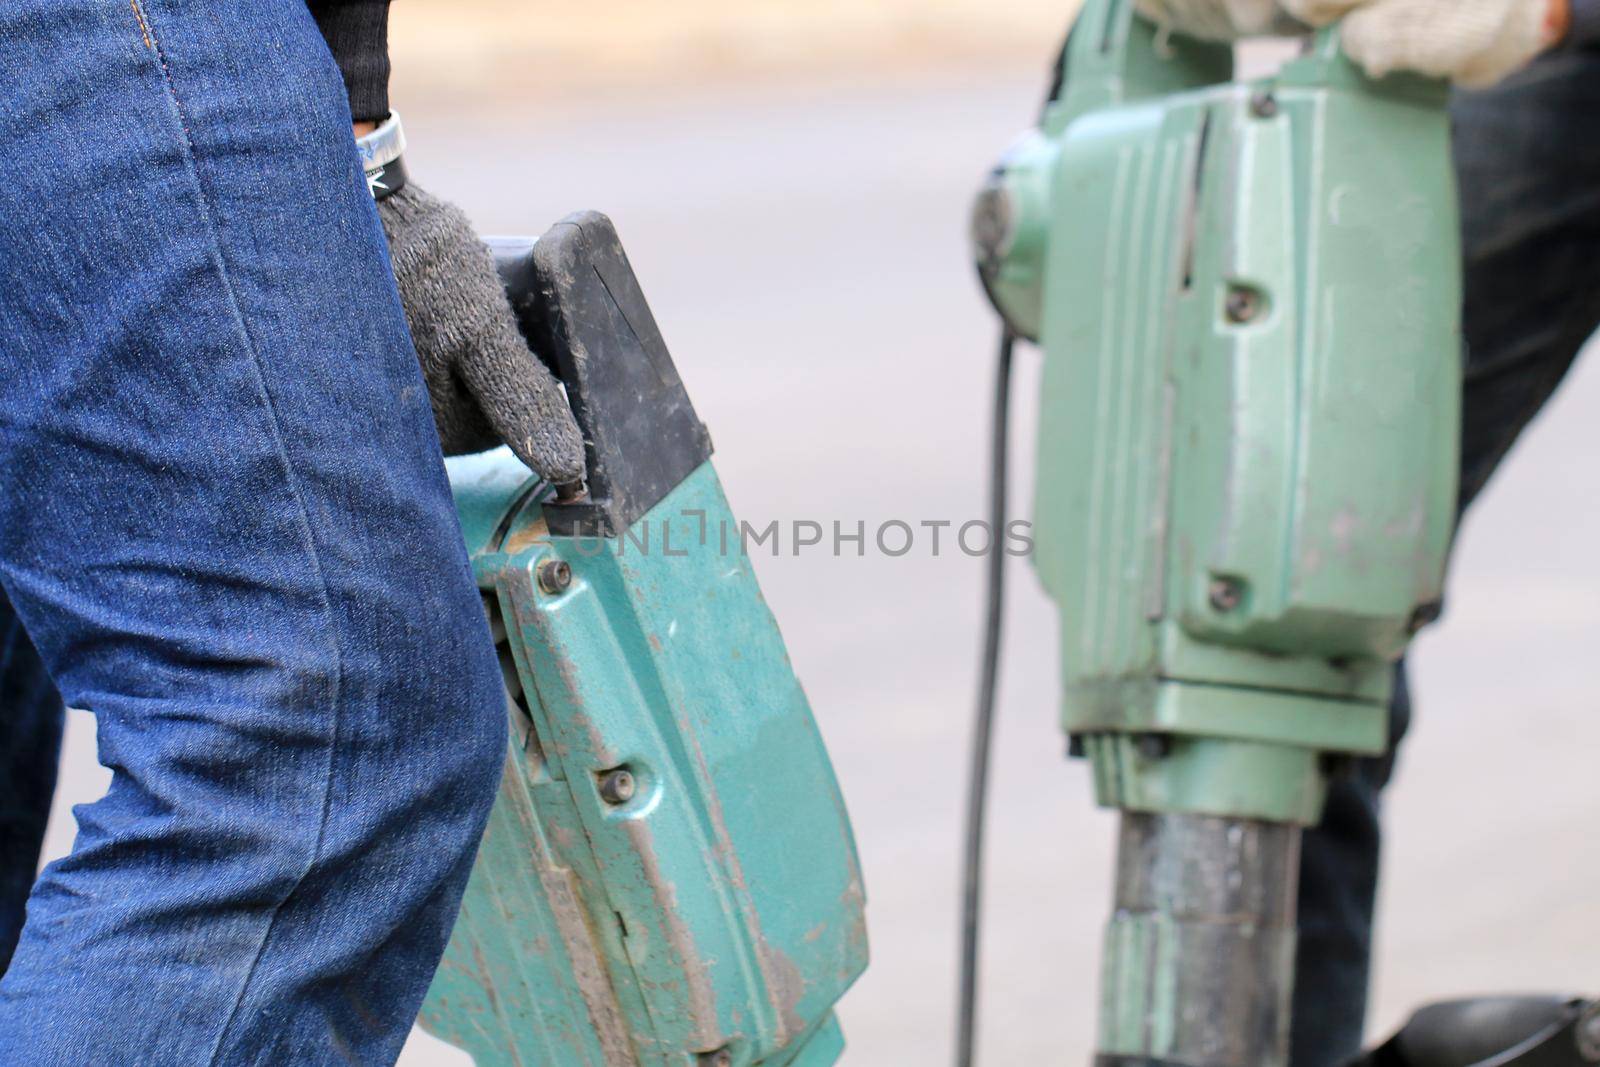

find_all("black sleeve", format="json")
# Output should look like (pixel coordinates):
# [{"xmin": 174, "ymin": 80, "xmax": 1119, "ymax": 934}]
[
  {"xmin": 307, "ymin": 1, "xmax": 393, "ymax": 124},
  {"xmin": 1568, "ymin": 0, "xmax": 1600, "ymax": 49}
]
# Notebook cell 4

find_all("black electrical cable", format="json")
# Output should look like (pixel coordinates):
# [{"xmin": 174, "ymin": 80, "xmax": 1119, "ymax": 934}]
[{"xmin": 955, "ymin": 329, "xmax": 1016, "ymax": 1067}]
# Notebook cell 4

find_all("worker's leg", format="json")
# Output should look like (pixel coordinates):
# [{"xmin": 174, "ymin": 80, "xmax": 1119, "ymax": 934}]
[
  {"xmin": 0, "ymin": 592, "xmax": 64, "ymax": 974},
  {"xmin": 0, "ymin": 2, "xmax": 505, "ymax": 1063},
  {"xmin": 1291, "ymin": 665, "xmax": 1410, "ymax": 1066},
  {"xmin": 1453, "ymin": 51, "xmax": 1600, "ymax": 513},
  {"xmin": 1290, "ymin": 47, "xmax": 1600, "ymax": 1066}
]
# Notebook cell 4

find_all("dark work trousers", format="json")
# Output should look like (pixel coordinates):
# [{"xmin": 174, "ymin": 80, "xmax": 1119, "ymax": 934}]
[{"xmin": 1291, "ymin": 47, "xmax": 1600, "ymax": 1066}]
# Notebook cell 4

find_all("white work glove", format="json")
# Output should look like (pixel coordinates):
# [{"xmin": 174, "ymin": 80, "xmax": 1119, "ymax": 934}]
[{"xmin": 1135, "ymin": 0, "xmax": 1557, "ymax": 87}]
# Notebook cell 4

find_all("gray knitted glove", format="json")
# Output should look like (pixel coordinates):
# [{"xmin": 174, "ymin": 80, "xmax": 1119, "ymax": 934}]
[{"xmin": 378, "ymin": 183, "xmax": 586, "ymax": 485}]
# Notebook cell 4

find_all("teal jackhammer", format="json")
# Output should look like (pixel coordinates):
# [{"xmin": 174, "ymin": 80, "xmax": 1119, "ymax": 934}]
[
  {"xmin": 414, "ymin": 213, "xmax": 867, "ymax": 1066},
  {"xmin": 374, "ymin": 30, "xmax": 1596, "ymax": 1065},
  {"xmin": 966, "ymin": 2, "xmax": 1600, "ymax": 1065}
]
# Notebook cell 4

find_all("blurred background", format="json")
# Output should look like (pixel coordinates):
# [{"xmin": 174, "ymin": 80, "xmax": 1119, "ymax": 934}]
[{"xmin": 44, "ymin": 1, "xmax": 1600, "ymax": 1062}]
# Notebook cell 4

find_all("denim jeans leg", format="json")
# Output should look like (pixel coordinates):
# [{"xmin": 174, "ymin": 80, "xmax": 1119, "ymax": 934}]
[
  {"xmin": 1290, "ymin": 48, "xmax": 1600, "ymax": 1066},
  {"xmin": 0, "ymin": 591, "xmax": 63, "ymax": 976},
  {"xmin": 0, "ymin": 2, "xmax": 505, "ymax": 1063}
]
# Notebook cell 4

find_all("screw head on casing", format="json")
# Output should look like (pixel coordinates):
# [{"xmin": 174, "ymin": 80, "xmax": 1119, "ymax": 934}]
[
  {"xmin": 1250, "ymin": 90, "xmax": 1279, "ymax": 119},
  {"xmin": 1225, "ymin": 286, "xmax": 1263, "ymax": 324},
  {"xmin": 598, "ymin": 768, "xmax": 636, "ymax": 806},
  {"xmin": 1408, "ymin": 599, "xmax": 1444, "ymax": 634},
  {"xmin": 1136, "ymin": 733, "xmax": 1173, "ymax": 761},
  {"xmin": 537, "ymin": 558, "xmax": 572, "ymax": 594},
  {"xmin": 1209, "ymin": 577, "xmax": 1244, "ymax": 613}
]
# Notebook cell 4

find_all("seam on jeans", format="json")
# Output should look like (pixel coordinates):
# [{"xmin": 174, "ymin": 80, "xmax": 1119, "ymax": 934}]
[
  {"xmin": 129, "ymin": 0, "xmax": 155, "ymax": 50},
  {"xmin": 123, "ymin": 5, "xmax": 350, "ymax": 1062}
]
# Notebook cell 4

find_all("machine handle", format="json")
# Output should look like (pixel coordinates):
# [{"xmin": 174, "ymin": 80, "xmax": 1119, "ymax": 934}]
[
  {"xmin": 1045, "ymin": 0, "xmax": 1439, "ymax": 134},
  {"xmin": 490, "ymin": 213, "xmax": 714, "ymax": 539},
  {"xmin": 1044, "ymin": 0, "xmax": 1234, "ymax": 129}
]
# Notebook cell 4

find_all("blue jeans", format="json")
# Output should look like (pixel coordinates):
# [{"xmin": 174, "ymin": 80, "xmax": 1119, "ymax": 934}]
[
  {"xmin": 0, "ymin": 2, "xmax": 506, "ymax": 1063},
  {"xmin": 1291, "ymin": 47, "xmax": 1600, "ymax": 1066}
]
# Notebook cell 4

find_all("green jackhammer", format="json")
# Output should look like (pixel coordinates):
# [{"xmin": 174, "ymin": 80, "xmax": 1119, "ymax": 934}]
[
  {"xmin": 416, "ymin": 213, "xmax": 868, "ymax": 1067},
  {"xmin": 367, "ymin": 30, "xmax": 1594, "ymax": 1065},
  {"xmin": 969, "ymin": 3, "xmax": 1461, "ymax": 1064},
  {"xmin": 966, "ymin": 3, "xmax": 1600, "ymax": 1066}
]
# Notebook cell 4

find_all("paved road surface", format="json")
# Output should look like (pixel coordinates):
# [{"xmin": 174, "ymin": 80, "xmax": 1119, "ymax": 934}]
[{"xmin": 42, "ymin": 65, "xmax": 1600, "ymax": 1065}]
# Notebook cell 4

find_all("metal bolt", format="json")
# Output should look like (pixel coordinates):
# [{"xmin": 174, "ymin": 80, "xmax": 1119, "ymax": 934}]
[
  {"xmin": 1136, "ymin": 733, "xmax": 1173, "ymax": 760},
  {"xmin": 1408, "ymin": 599, "xmax": 1444, "ymax": 635},
  {"xmin": 1576, "ymin": 1002, "xmax": 1600, "ymax": 1061},
  {"xmin": 537, "ymin": 558, "xmax": 572, "ymax": 594},
  {"xmin": 1224, "ymin": 286, "xmax": 1263, "ymax": 324},
  {"xmin": 598, "ymin": 767, "xmax": 636, "ymax": 806},
  {"xmin": 700, "ymin": 1050, "xmax": 733, "ymax": 1067},
  {"xmin": 1250, "ymin": 91, "xmax": 1279, "ymax": 119},
  {"xmin": 1208, "ymin": 577, "xmax": 1244, "ymax": 613}
]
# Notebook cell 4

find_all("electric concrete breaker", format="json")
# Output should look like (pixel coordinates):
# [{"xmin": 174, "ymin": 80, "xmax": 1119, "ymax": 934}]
[
  {"xmin": 967, "ymin": 4, "xmax": 1600, "ymax": 1065},
  {"xmin": 971, "ymin": 5, "xmax": 1462, "ymax": 1065},
  {"xmin": 417, "ymin": 213, "xmax": 867, "ymax": 1067}
]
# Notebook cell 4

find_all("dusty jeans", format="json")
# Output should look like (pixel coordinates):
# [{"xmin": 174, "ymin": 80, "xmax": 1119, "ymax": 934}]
[{"xmin": 1291, "ymin": 46, "xmax": 1600, "ymax": 1067}]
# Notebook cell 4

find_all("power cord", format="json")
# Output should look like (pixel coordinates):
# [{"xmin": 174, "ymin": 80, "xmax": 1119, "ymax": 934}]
[{"xmin": 955, "ymin": 329, "xmax": 1017, "ymax": 1067}]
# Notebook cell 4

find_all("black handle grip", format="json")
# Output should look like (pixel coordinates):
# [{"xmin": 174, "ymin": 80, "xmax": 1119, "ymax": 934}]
[{"xmin": 491, "ymin": 212, "xmax": 712, "ymax": 538}]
